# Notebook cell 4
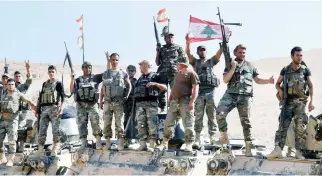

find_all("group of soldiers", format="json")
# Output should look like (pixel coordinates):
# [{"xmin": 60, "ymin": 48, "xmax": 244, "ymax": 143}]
[{"xmin": 0, "ymin": 29, "xmax": 315, "ymax": 167}]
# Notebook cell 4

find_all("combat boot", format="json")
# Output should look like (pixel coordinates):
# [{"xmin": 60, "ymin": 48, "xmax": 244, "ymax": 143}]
[
  {"xmin": 137, "ymin": 140, "xmax": 147, "ymax": 151},
  {"xmin": 266, "ymin": 146, "xmax": 283, "ymax": 158},
  {"xmin": 210, "ymin": 135, "xmax": 218, "ymax": 145},
  {"xmin": 6, "ymin": 154, "xmax": 15, "ymax": 167},
  {"xmin": 214, "ymin": 132, "xmax": 229, "ymax": 145},
  {"xmin": 51, "ymin": 142, "xmax": 61, "ymax": 156},
  {"xmin": 245, "ymin": 141, "xmax": 253, "ymax": 157},
  {"xmin": 37, "ymin": 145, "xmax": 44, "ymax": 156},
  {"xmin": 17, "ymin": 141, "xmax": 25, "ymax": 153},
  {"xmin": 286, "ymin": 147, "xmax": 293, "ymax": 157},
  {"xmin": 157, "ymin": 138, "xmax": 169, "ymax": 151},
  {"xmin": 103, "ymin": 138, "xmax": 111, "ymax": 150},
  {"xmin": 184, "ymin": 142, "xmax": 193, "ymax": 152},
  {"xmin": 117, "ymin": 138, "xmax": 125, "ymax": 151},
  {"xmin": 0, "ymin": 152, "xmax": 7, "ymax": 164},
  {"xmin": 95, "ymin": 136, "xmax": 102, "ymax": 150},
  {"xmin": 192, "ymin": 132, "xmax": 201, "ymax": 148},
  {"xmin": 295, "ymin": 150, "xmax": 305, "ymax": 159}
]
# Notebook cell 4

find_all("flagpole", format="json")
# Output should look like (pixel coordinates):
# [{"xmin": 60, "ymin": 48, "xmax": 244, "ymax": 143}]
[{"xmin": 82, "ymin": 14, "xmax": 85, "ymax": 63}]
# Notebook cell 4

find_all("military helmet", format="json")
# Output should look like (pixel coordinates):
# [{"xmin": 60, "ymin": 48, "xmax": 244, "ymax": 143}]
[
  {"xmin": 126, "ymin": 65, "xmax": 136, "ymax": 72},
  {"xmin": 82, "ymin": 61, "xmax": 92, "ymax": 68},
  {"xmin": 177, "ymin": 56, "xmax": 189, "ymax": 66}
]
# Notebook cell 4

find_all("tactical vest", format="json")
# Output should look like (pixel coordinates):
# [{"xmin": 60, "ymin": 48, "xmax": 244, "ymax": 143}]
[
  {"xmin": 102, "ymin": 69, "xmax": 126, "ymax": 100},
  {"xmin": 134, "ymin": 72, "xmax": 159, "ymax": 98},
  {"xmin": 40, "ymin": 81, "xmax": 58, "ymax": 105},
  {"xmin": 128, "ymin": 77, "xmax": 137, "ymax": 99},
  {"xmin": 16, "ymin": 83, "xmax": 29, "ymax": 111},
  {"xmin": 195, "ymin": 59, "xmax": 219, "ymax": 88},
  {"xmin": 0, "ymin": 90, "xmax": 20, "ymax": 114},
  {"xmin": 285, "ymin": 64, "xmax": 309, "ymax": 99},
  {"xmin": 226, "ymin": 61, "xmax": 254, "ymax": 96},
  {"xmin": 158, "ymin": 44, "xmax": 182, "ymax": 73},
  {"xmin": 75, "ymin": 75, "xmax": 99, "ymax": 103}
]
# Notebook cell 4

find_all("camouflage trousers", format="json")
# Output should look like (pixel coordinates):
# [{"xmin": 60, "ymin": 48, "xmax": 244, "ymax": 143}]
[
  {"xmin": 76, "ymin": 103, "xmax": 103, "ymax": 140},
  {"xmin": 0, "ymin": 113, "xmax": 19, "ymax": 154},
  {"xmin": 17, "ymin": 110, "xmax": 28, "ymax": 142},
  {"xmin": 216, "ymin": 93, "xmax": 253, "ymax": 141},
  {"xmin": 194, "ymin": 88, "xmax": 217, "ymax": 136},
  {"xmin": 157, "ymin": 71, "xmax": 176, "ymax": 109},
  {"xmin": 38, "ymin": 105, "xmax": 61, "ymax": 145},
  {"xmin": 103, "ymin": 100, "xmax": 124, "ymax": 138},
  {"xmin": 136, "ymin": 101, "xmax": 159, "ymax": 141},
  {"xmin": 163, "ymin": 97, "xmax": 195, "ymax": 142},
  {"xmin": 274, "ymin": 100, "xmax": 308, "ymax": 150},
  {"xmin": 123, "ymin": 98, "xmax": 138, "ymax": 139}
]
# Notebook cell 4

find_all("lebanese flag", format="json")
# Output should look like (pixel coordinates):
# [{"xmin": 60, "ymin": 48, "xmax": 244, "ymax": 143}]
[
  {"xmin": 157, "ymin": 8, "xmax": 168, "ymax": 23},
  {"xmin": 76, "ymin": 15, "xmax": 83, "ymax": 31},
  {"xmin": 187, "ymin": 16, "xmax": 232, "ymax": 43}
]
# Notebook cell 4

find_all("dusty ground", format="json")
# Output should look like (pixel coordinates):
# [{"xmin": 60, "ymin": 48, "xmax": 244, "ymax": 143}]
[{"xmin": 1, "ymin": 48, "xmax": 321, "ymax": 151}]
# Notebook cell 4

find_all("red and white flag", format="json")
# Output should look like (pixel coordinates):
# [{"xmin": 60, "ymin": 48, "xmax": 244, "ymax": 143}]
[
  {"xmin": 187, "ymin": 16, "xmax": 232, "ymax": 43},
  {"xmin": 157, "ymin": 8, "xmax": 168, "ymax": 23},
  {"xmin": 76, "ymin": 15, "xmax": 83, "ymax": 31}
]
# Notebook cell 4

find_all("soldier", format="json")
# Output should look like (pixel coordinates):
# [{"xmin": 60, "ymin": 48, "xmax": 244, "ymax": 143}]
[
  {"xmin": 0, "ymin": 78, "xmax": 36, "ymax": 166},
  {"xmin": 266, "ymin": 46, "xmax": 314, "ymax": 159},
  {"xmin": 123, "ymin": 65, "xmax": 137, "ymax": 147},
  {"xmin": 35, "ymin": 65, "xmax": 65, "ymax": 156},
  {"xmin": 100, "ymin": 53, "xmax": 132, "ymax": 151},
  {"xmin": 70, "ymin": 61, "xmax": 104, "ymax": 151},
  {"xmin": 155, "ymin": 31, "xmax": 184, "ymax": 112},
  {"xmin": 215, "ymin": 44, "xmax": 274, "ymax": 156},
  {"xmin": 158, "ymin": 56, "xmax": 200, "ymax": 152},
  {"xmin": 14, "ymin": 61, "xmax": 32, "ymax": 153},
  {"xmin": 0, "ymin": 73, "xmax": 9, "ymax": 97},
  {"xmin": 134, "ymin": 60, "xmax": 167, "ymax": 151},
  {"xmin": 185, "ymin": 37, "xmax": 223, "ymax": 147}
]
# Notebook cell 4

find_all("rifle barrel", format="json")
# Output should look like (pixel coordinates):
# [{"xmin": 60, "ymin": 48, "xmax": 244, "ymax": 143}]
[{"xmin": 224, "ymin": 22, "xmax": 242, "ymax": 26}]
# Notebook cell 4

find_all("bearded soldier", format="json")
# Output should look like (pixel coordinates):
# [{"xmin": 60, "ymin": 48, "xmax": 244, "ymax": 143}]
[
  {"xmin": 185, "ymin": 37, "xmax": 223, "ymax": 147},
  {"xmin": 123, "ymin": 65, "xmax": 137, "ymax": 147},
  {"xmin": 215, "ymin": 44, "xmax": 274, "ymax": 157},
  {"xmin": 134, "ymin": 60, "xmax": 167, "ymax": 151},
  {"xmin": 100, "ymin": 53, "xmax": 132, "ymax": 151},
  {"xmin": 158, "ymin": 56, "xmax": 200, "ymax": 152},
  {"xmin": 155, "ymin": 31, "xmax": 184, "ymax": 112},
  {"xmin": 14, "ymin": 61, "xmax": 32, "ymax": 153},
  {"xmin": 70, "ymin": 61, "xmax": 104, "ymax": 151},
  {"xmin": 0, "ymin": 78, "xmax": 36, "ymax": 166},
  {"xmin": 35, "ymin": 65, "xmax": 65, "ymax": 156},
  {"xmin": 267, "ymin": 46, "xmax": 314, "ymax": 159}
]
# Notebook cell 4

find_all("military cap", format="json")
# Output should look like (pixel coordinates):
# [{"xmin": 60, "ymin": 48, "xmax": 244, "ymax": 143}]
[
  {"xmin": 177, "ymin": 56, "xmax": 189, "ymax": 66},
  {"xmin": 165, "ymin": 31, "xmax": 174, "ymax": 36},
  {"xmin": 126, "ymin": 65, "xmax": 136, "ymax": 71},
  {"xmin": 197, "ymin": 45, "xmax": 206, "ymax": 50},
  {"xmin": 82, "ymin": 61, "xmax": 92, "ymax": 68},
  {"xmin": 139, "ymin": 60, "xmax": 152, "ymax": 66}
]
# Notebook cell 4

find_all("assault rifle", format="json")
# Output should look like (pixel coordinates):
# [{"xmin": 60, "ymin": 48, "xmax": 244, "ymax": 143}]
[
  {"xmin": 62, "ymin": 42, "xmax": 74, "ymax": 98},
  {"xmin": 279, "ymin": 72, "xmax": 288, "ymax": 131},
  {"xmin": 216, "ymin": 7, "xmax": 242, "ymax": 71},
  {"xmin": 153, "ymin": 16, "xmax": 161, "ymax": 50},
  {"xmin": 4, "ymin": 57, "xmax": 9, "ymax": 74}
]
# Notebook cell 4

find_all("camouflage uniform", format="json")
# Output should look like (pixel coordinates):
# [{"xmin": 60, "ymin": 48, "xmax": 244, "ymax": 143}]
[
  {"xmin": 134, "ymin": 71, "xmax": 162, "ymax": 150},
  {"xmin": 16, "ymin": 77, "xmax": 32, "ymax": 147},
  {"xmin": 160, "ymin": 56, "xmax": 200, "ymax": 151},
  {"xmin": 157, "ymin": 35, "xmax": 185, "ymax": 110},
  {"xmin": 38, "ymin": 80, "xmax": 65, "ymax": 151},
  {"xmin": 0, "ymin": 89, "xmax": 25, "ymax": 155},
  {"xmin": 190, "ymin": 51, "xmax": 220, "ymax": 145},
  {"xmin": 269, "ymin": 64, "xmax": 311, "ymax": 158},
  {"xmin": 217, "ymin": 60, "xmax": 259, "ymax": 143},
  {"xmin": 74, "ymin": 69, "xmax": 103, "ymax": 149},
  {"xmin": 102, "ymin": 69, "xmax": 129, "ymax": 150}
]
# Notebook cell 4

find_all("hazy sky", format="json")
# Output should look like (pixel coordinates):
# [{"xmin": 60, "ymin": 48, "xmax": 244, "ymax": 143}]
[{"xmin": 1, "ymin": 0, "xmax": 321, "ymax": 68}]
